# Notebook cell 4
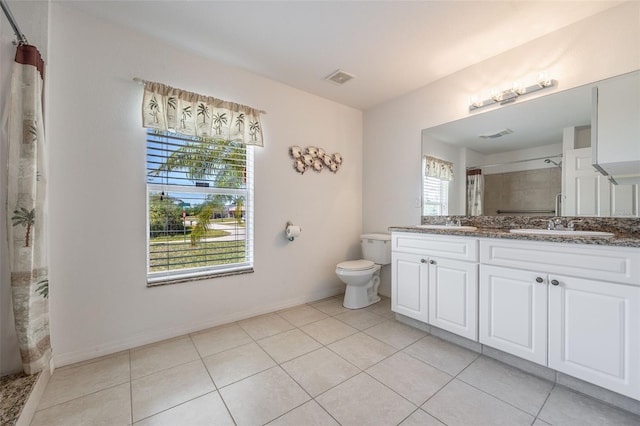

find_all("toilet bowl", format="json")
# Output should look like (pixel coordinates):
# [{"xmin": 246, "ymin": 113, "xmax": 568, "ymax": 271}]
[{"xmin": 336, "ymin": 233, "xmax": 391, "ymax": 309}]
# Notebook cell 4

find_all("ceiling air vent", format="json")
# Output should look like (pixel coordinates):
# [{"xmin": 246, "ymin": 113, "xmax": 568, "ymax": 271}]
[
  {"xmin": 325, "ymin": 69, "xmax": 355, "ymax": 85},
  {"xmin": 478, "ymin": 128, "xmax": 514, "ymax": 139}
]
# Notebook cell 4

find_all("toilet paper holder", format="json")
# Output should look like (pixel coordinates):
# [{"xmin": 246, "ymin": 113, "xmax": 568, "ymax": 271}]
[{"xmin": 285, "ymin": 221, "xmax": 302, "ymax": 242}]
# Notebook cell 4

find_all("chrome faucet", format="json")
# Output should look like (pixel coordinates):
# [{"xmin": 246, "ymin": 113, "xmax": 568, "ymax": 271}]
[
  {"xmin": 547, "ymin": 219, "xmax": 576, "ymax": 231},
  {"xmin": 446, "ymin": 218, "xmax": 461, "ymax": 227}
]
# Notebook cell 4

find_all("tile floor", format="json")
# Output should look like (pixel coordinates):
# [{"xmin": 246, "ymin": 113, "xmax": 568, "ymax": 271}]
[{"xmin": 31, "ymin": 296, "xmax": 640, "ymax": 426}]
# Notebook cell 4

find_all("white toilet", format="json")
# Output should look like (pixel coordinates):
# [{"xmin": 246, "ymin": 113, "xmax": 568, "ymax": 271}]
[{"xmin": 336, "ymin": 233, "xmax": 391, "ymax": 309}]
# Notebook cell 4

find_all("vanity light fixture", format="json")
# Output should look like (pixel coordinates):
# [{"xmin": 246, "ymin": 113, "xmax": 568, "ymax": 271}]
[{"xmin": 469, "ymin": 72, "xmax": 556, "ymax": 111}]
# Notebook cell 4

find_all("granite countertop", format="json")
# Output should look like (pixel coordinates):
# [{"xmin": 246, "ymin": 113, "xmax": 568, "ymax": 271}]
[{"xmin": 388, "ymin": 225, "xmax": 640, "ymax": 248}]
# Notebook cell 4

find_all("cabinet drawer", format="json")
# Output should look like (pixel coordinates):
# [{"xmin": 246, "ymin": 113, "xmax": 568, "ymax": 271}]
[
  {"xmin": 393, "ymin": 232, "xmax": 478, "ymax": 262},
  {"xmin": 480, "ymin": 239, "xmax": 640, "ymax": 285}
]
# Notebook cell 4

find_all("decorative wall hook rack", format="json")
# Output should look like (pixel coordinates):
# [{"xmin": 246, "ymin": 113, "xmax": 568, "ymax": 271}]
[{"xmin": 290, "ymin": 146, "xmax": 342, "ymax": 174}]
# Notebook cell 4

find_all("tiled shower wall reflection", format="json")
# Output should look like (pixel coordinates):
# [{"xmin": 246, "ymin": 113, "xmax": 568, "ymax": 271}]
[{"xmin": 483, "ymin": 168, "xmax": 561, "ymax": 216}]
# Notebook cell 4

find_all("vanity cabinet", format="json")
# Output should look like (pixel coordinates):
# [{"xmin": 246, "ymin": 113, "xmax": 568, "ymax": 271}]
[
  {"xmin": 592, "ymin": 70, "xmax": 640, "ymax": 179},
  {"xmin": 392, "ymin": 251, "xmax": 429, "ymax": 323},
  {"xmin": 479, "ymin": 238, "xmax": 640, "ymax": 400},
  {"xmin": 391, "ymin": 233, "xmax": 478, "ymax": 340},
  {"xmin": 548, "ymin": 274, "xmax": 640, "ymax": 399},
  {"xmin": 479, "ymin": 265, "xmax": 548, "ymax": 365}
]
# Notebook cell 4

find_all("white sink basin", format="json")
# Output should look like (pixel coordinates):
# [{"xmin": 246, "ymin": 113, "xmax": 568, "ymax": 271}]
[
  {"xmin": 509, "ymin": 229, "xmax": 614, "ymax": 238},
  {"xmin": 418, "ymin": 225, "xmax": 478, "ymax": 231}
]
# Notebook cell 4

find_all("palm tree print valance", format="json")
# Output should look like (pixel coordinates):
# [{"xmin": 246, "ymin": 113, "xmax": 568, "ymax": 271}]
[
  {"xmin": 141, "ymin": 81, "xmax": 264, "ymax": 147},
  {"xmin": 425, "ymin": 156, "xmax": 454, "ymax": 181}
]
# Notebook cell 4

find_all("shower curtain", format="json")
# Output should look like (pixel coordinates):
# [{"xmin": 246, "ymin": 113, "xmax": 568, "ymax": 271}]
[
  {"xmin": 467, "ymin": 170, "xmax": 484, "ymax": 216},
  {"xmin": 6, "ymin": 44, "xmax": 51, "ymax": 374}
]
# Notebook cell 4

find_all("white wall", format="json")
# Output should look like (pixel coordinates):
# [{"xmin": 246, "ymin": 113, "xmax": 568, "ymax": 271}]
[
  {"xmin": 0, "ymin": 0, "xmax": 49, "ymax": 375},
  {"xmin": 475, "ymin": 144, "xmax": 563, "ymax": 175},
  {"xmin": 46, "ymin": 3, "xmax": 363, "ymax": 366},
  {"xmin": 363, "ymin": 1, "xmax": 640, "ymax": 234}
]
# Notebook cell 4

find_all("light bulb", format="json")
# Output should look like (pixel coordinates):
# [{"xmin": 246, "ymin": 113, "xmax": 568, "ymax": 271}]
[
  {"xmin": 490, "ymin": 87, "xmax": 503, "ymax": 102},
  {"xmin": 512, "ymin": 80, "xmax": 526, "ymax": 95},
  {"xmin": 537, "ymin": 71, "xmax": 551, "ymax": 87}
]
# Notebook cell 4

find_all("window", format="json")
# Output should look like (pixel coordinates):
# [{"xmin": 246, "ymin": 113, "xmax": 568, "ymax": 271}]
[
  {"xmin": 422, "ymin": 155, "xmax": 452, "ymax": 216},
  {"xmin": 146, "ymin": 130, "xmax": 253, "ymax": 284},
  {"xmin": 423, "ymin": 175, "xmax": 449, "ymax": 216}
]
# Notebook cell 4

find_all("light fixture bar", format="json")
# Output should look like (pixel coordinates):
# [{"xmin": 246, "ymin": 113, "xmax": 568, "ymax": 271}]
[{"xmin": 469, "ymin": 79, "xmax": 556, "ymax": 111}]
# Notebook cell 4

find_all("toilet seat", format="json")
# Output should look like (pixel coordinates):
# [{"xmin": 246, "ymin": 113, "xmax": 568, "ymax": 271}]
[{"xmin": 336, "ymin": 259, "xmax": 375, "ymax": 271}]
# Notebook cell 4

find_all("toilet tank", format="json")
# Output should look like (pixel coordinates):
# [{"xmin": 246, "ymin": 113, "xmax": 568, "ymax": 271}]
[{"xmin": 360, "ymin": 233, "xmax": 392, "ymax": 265}]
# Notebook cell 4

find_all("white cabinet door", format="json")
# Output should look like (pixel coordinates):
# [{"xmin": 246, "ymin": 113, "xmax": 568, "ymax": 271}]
[
  {"xmin": 564, "ymin": 147, "xmax": 638, "ymax": 217},
  {"xmin": 549, "ymin": 275, "xmax": 640, "ymax": 400},
  {"xmin": 428, "ymin": 257, "xmax": 478, "ymax": 341},
  {"xmin": 564, "ymin": 147, "xmax": 607, "ymax": 216},
  {"xmin": 391, "ymin": 251, "xmax": 429, "ymax": 323},
  {"xmin": 592, "ymin": 70, "xmax": 640, "ymax": 177},
  {"xmin": 479, "ymin": 265, "xmax": 548, "ymax": 365},
  {"xmin": 610, "ymin": 182, "xmax": 639, "ymax": 217}
]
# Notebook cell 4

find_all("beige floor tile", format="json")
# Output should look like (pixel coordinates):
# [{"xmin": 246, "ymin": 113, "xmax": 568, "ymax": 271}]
[
  {"xmin": 238, "ymin": 313, "xmax": 295, "ymax": 339},
  {"xmin": 257, "ymin": 329, "xmax": 322, "ymax": 363},
  {"xmin": 281, "ymin": 347, "xmax": 360, "ymax": 397},
  {"xmin": 130, "ymin": 336, "xmax": 200, "ymax": 379},
  {"xmin": 403, "ymin": 335, "xmax": 479, "ymax": 376},
  {"xmin": 311, "ymin": 297, "xmax": 350, "ymax": 316},
  {"xmin": 202, "ymin": 341, "xmax": 276, "ymax": 387},
  {"xmin": 134, "ymin": 391, "xmax": 234, "ymax": 426},
  {"xmin": 458, "ymin": 356, "xmax": 553, "ymax": 415},
  {"xmin": 328, "ymin": 332, "xmax": 397, "ymax": 370},
  {"xmin": 131, "ymin": 360, "xmax": 215, "ymax": 422},
  {"xmin": 365, "ymin": 297, "xmax": 395, "ymax": 318},
  {"xmin": 300, "ymin": 317, "xmax": 358, "ymax": 345},
  {"xmin": 422, "ymin": 379, "xmax": 534, "ymax": 425},
  {"xmin": 268, "ymin": 400, "xmax": 339, "ymax": 426},
  {"xmin": 219, "ymin": 367, "xmax": 310, "ymax": 426},
  {"xmin": 364, "ymin": 320, "xmax": 427, "ymax": 349},
  {"xmin": 367, "ymin": 352, "xmax": 452, "ymax": 405},
  {"xmin": 316, "ymin": 373, "xmax": 416, "ymax": 426},
  {"xmin": 278, "ymin": 305, "xmax": 329, "ymax": 327},
  {"xmin": 190, "ymin": 323, "xmax": 252, "ymax": 357},
  {"xmin": 537, "ymin": 386, "xmax": 640, "ymax": 425},
  {"xmin": 334, "ymin": 309, "xmax": 387, "ymax": 330},
  {"xmin": 38, "ymin": 352, "xmax": 130, "ymax": 410},
  {"xmin": 399, "ymin": 409, "xmax": 445, "ymax": 426},
  {"xmin": 32, "ymin": 382, "xmax": 131, "ymax": 426}
]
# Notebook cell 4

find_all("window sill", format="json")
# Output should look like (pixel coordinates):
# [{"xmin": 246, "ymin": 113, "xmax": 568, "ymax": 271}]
[{"xmin": 147, "ymin": 267, "xmax": 254, "ymax": 287}]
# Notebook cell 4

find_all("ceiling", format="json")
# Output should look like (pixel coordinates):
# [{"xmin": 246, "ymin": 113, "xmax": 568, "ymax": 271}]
[{"xmin": 65, "ymin": 1, "xmax": 621, "ymax": 110}]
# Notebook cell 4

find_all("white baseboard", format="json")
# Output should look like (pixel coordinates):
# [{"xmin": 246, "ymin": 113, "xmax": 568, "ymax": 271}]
[
  {"xmin": 16, "ymin": 367, "xmax": 50, "ymax": 426},
  {"xmin": 53, "ymin": 286, "xmax": 343, "ymax": 367}
]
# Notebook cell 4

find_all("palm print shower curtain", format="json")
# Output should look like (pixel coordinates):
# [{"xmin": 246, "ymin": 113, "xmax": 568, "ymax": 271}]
[{"xmin": 6, "ymin": 44, "xmax": 51, "ymax": 374}]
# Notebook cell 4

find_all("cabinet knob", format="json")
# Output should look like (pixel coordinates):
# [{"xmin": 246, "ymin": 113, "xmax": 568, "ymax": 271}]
[
  {"xmin": 536, "ymin": 277, "xmax": 544, "ymax": 283},
  {"xmin": 420, "ymin": 258, "xmax": 427, "ymax": 263},
  {"xmin": 429, "ymin": 259, "xmax": 436, "ymax": 265},
  {"xmin": 551, "ymin": 279, "xmax": 560, "ymax": 286}
]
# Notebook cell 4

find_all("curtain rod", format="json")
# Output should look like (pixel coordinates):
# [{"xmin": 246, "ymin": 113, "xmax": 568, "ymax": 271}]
[
  {"xmin": 133, "ymin": 77, "xmax": 267, "ymax": 114},
  {"xmin": 466, "ymin": 153, "xmax": 562, "ymax": 170},
  {"xmin": 1, "ymin": 0, "xmax": 28, "ymax": 45}
]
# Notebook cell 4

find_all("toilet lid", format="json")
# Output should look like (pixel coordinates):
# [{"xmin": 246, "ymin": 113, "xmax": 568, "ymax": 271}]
[{"xmin": 337, "ymin": 260, "xmax": 375, "ymax": 271}]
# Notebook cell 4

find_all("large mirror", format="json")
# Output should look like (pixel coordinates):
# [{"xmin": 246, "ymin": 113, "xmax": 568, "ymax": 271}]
[{"xmin": 421, "ymin": 71, "xmax": 639, "ymax": 217}]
